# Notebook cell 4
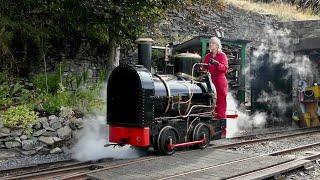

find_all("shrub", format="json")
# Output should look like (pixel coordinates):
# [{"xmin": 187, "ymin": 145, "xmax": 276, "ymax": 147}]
[
  {"xmin": 2, "ymin": 105, "xmax": 38, "ymax": 135},
  {"xmin": 0, "ymin": 71, "xmax": 9, "ymax": 84},
  {"xmin": 0, "ymin": 79, "xmax": 37, "ymax": 110},
  {"xmin": 73, "ymin": 84, "xmax": 105, "ymax": 114},
  {"xmin": 32, "ymin": 73, "xmax": 61, "ymax": 94},
  {"xmin": 0, "ymin": 83, "xmax": 13, "ymax": 109},
  {"xmin": 41, "ymin": 91, "xmax": 73, "ymax": 115}
]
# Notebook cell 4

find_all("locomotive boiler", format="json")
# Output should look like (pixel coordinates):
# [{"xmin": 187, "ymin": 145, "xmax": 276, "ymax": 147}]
[{"xmin": 107, "ymin": 38, "xmax": 235, "ymax": 155}]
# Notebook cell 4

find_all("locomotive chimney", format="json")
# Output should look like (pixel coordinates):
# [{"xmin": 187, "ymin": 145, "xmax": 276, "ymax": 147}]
[{"xmin": 135, "ymin": 38, "xmax": 154, "ymax": 71}]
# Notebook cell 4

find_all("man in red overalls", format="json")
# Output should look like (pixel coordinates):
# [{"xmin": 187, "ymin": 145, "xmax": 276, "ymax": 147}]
[{"xmin": 203, "ymin": 37, "xmax": 228, "ymax": 119}]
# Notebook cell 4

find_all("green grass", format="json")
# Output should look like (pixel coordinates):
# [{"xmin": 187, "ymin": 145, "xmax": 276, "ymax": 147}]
[{"xmin": 224, "ymin": 0, "xmax": 320, "ymax": 21}]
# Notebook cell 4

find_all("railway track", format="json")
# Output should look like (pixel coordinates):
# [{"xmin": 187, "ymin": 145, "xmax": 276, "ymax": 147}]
[
  {"xmin": 159, "ymin": 145, "xmax": 320, "ymax": 180},
  {"xmin": 2, "ymin": 128, "xmax": 320, "ymax": 180},
  {"xmin": 1, "ymin": 160, "xmax": 104, "ymax": 180},
  {"xmin": 0, "ymin": 160, "xmax": 83, "ymax": 177},
  {"xmin": 2, "ymin": 156, "xmax": 162, "ymax": 180},
  {"xmin": 229, "ymin": 127, "xmax": 320, "ymax": 140},
  {"xmin": 213, "ymin": 128, "xmax": 320, "ymax": 149}
]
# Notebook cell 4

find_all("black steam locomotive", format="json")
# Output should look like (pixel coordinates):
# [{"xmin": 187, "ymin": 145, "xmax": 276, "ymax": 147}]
[{"xmin": 107, "ymin": 38, "xmax": 237, "ymax": 155}]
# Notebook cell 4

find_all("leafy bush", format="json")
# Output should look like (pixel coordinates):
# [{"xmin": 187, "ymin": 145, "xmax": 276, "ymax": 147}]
[
  {"xmin": 98, "ymin": 66, "xmax": 108, "ymax": 83},
  {"xmin": 41, "ymin": 91, "xmax": 73, "ymax": 115},
  {"xmin": 0, "ymin": 71, "xmax": 9, "ymax": 84},
  {"xmin": 0, "ymin": 82, "xmax": 13, "ymax": 109},
  {"xmin": 2, "ymin": 105, "xmax": 38, "ymax": 135},
  {"xmin": 0, "ymin": 72, "xmax": 13, "ymax": 109},
  {"xmin": 32, "ymin": 73, "xmax": 61, "ymax": 94},
  {"xmin": 1, "ymin": 66, "xmax": 105, "ymax": 116},
  {"xmin": 73, "ymin": 84, "xmax": 105, "ymax": 114},
  {"xmin": 0, "ymin": 78, "xmax": 37, "ymax": 110}
]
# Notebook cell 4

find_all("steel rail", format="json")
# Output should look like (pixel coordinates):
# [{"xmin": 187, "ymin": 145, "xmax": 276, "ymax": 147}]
[
  {"xmin": 2, "ymin": 155, "xmax": 163, "ymax": 180},
  {"xmin": 160, "ymin": 142, "xmax": 320, "ymax": 180},
  {"xmin": 228, "ymin": 147, "xmax": 320, "ymax": 180},
  {"xmin": 2, "ymin": 162, "xmax": 96, "ymax": 180},
  {"xmin": 229, "ymin": 127, "xmax": 320, "ymax": 140},
  {"xmin": 0, "ymin": 160, "xmax": 84, "ymax": 177},
  {"xmin": 212, "ymin": 129, "xmax": 320, "ymax": 149}
]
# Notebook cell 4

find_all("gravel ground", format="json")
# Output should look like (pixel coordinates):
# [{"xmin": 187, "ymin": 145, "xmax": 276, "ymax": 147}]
[
  {"xmin": 284, "ymin": 161, "xmax": 320, "ymax": 180},
  {"xmin": 282, "ymin": 146, "xmax": 320, "ymax": 180},
  {"xmin": 227, "ymin": 133, "xmax": 320, "ymax": 155},
  {"xmin": 0, "ymin": 151, "xmax": 72, "ymax": 172},
  {"xmin": 214, "ymin": 127, "xmax": 320, "ymax": 146},
  {"xmin": 224, "ymin": 131, "xmax": 320, "ymax": 179}
]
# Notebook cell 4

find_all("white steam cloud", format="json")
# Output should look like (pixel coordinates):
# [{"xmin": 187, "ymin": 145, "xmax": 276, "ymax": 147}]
[
  {"xmin": 226, "ymin": 92, "xmax": 267, "ymax": 138},
  {"xmin": 71, "ymin": 84, "xmax": 145, "ymax": 162},
  {"xmin": 248, "ymin": 26, "xmax": 315, "ymax": 124},
  {"xmin": 252, "ymin": 26, "xmax": 315, "ymax": 79}
]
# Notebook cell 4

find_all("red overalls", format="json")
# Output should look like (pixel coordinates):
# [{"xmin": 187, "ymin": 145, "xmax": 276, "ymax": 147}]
[{"xmin": 203, "ymin": 52, "xmax": 228, "ymax": 119}]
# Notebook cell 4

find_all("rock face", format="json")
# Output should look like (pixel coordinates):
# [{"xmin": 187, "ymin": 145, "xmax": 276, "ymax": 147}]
[
  {"xmin": 33, "ymin": 129, "xmax": 46, "ymax": 137},
  {"xmin": 0, "ymin": 128, "xmax": 11, "ymax": 134},
  {"xmin": 34, "ymin": 121, "xmax": 42, "ymax": 129},
  {"xmin": 49, "ymin": 119, "xmax": 62, "ymax": 130},
  {"xmin": 57, "ymin": 126, "xmax": 72, "ymax": 140},
  {"xmin": 5, "ymin": 141, "xmax": 21, "ymax": 148},
  {"xmin": 20, "ymin": 135, "xmax": 28, "ymax": 140},
  {"xmin": 11, "ymin": 129, "xmax": 24, "ymax": 137},
  {"xmin": 50, "ymin": 147, "xmax": 62, "ymax": 154},
  {"xmin": 39, "ymin": 117, "xmax": 50, "ymax": 130},
  {"xmin": 146, "ymin": 4, "xmax": 279, "ymax": 48},
  {"xmin": 0, "ymin": 133, "xmax": 9, "ymax": 138},
  {"xmin": 42, "ymin": 131, "xmax": 58, "ymax": 137},
  {"xmin": 38, "ymin": 136, "xmax": 55, "ymax": 145},
  {"xmin": 22, "ymin": 140, "xmax": 37, "ymax": 151},
  {"xmin": 69, "ymin": 118, "xmax": 84, "ymax": 130}
]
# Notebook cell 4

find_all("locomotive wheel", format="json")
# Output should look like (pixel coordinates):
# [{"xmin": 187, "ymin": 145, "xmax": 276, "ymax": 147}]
[
  {"xmin": 192, "ymin": 123, "xmax": 211, "ymax": 149},
  {"xmin": 157, "ymin": 126, "xmax": 179, "ymax": 155}
]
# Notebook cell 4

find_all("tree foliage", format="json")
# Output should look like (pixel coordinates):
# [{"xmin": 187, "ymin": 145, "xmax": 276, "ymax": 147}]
[{"xmin": 0, "ymin": 0, "xmax": 223, "ymax": 74}]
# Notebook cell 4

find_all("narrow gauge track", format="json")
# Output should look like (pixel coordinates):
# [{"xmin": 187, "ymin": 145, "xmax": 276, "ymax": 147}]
[
  {"xmin": 212, "ymin": 128, "xmax": 320, "ymax": 149},
  {"xmin": 159, "ymin": 143, "xmax": 320, "ymax": 180},
  {"xmin": 230, "ymin": 127, "xmax": 320, "ymax": 140},
  {"xmin": 2, "ymin": 156, "xmax": 162, "ymax": 180},
  {"xmin": 1, "ymin": 160, "xmax": 103, "ymax": 180},
  {"xmin": 3, "ymin": 128, "xmax": 320, "ymax": 180},
  {"xmin": 0, "ymin": 159, "xmax": 80, "ymax": 177}
]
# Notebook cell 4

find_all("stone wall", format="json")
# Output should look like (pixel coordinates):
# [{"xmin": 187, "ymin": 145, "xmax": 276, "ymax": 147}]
[
  {"xmin": 279, "ymin": 20, "xmax": 320, "ymax": 51},
  {"xmin": 0, "ymin": 108, "xmax": 83, "ymax": 155},
  {"xmin": 45, "ymin": 39, "xmax": 108, "ymax": 89}
]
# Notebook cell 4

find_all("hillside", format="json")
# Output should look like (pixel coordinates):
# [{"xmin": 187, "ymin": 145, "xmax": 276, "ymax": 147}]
[{"xmin": 225, "ymin": 0, "xmax": 320, "ymax": 20}]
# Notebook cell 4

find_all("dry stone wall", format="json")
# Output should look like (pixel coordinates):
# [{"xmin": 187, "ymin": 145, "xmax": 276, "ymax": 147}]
[{"xmin": 0, "ymin": 108, "xmax": 83, "ymax": 155}]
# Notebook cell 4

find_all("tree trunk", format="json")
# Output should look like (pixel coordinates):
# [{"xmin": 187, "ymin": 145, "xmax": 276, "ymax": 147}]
[
  {"xmin": 105, "ymin": 38, "xmax": 120, "ymax": 82},
  {"xmin": 105, "ymin": 38, "xmax": 120, "ymax": 118}
]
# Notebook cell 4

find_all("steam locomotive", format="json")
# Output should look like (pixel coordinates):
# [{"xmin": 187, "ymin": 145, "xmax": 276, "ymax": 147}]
[{"xmin": 106, "ymin": 38, "xmax": 237, "ymax": 155}]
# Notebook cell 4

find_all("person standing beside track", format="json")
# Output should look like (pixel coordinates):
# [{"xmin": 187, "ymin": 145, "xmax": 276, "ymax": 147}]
[{"xmin": 203, "ymin": 37, "xmax": 228, "ymax": 120}]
